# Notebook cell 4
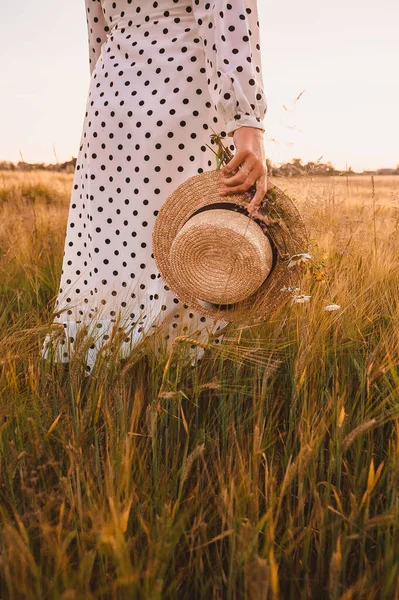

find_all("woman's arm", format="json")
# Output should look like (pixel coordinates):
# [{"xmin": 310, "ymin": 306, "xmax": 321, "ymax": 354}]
[
  {"xmin": 85, "ymin": 0, "xmax": 109, "ymax": 76},
  {"xmin": 192, "ymin": 0, "xmax": 268, "ymax": 214},
  {"xmin": 192, "ymin": 0, "xmax": 267, "ymax": 136}
]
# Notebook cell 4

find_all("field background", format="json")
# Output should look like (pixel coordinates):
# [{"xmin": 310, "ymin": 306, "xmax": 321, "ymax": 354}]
[{"xmin": 1, "ymin": 171, "xmax": 399, "ymax": 599}]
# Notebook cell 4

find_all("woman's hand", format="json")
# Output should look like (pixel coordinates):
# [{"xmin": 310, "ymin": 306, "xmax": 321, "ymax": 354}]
[{"xmin": 219, "ymin": 126, "xmax": 268, "ymax": 216}]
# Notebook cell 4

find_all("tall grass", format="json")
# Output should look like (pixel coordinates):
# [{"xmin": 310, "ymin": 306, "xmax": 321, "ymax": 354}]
[{"xmin": 0, "ymin": 171, "xmax": 399, "ymax": 599}]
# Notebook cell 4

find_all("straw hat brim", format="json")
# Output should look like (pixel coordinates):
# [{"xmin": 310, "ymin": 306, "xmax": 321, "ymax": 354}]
[{"xmin": 152, "ymin": 169, "xmax": 310, "ymax": 325}]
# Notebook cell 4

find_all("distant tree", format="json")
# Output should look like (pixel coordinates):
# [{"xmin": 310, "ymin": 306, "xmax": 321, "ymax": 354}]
[{"xmin": 0, "ymin": 161, "xmax": 15, "ymax": 171}]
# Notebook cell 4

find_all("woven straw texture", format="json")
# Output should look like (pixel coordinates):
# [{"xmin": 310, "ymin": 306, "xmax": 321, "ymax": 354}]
[
  {"xmin": 169, "ymin": 209, "xmax": 274, "ymax": 304},
  {"xmin": 152, "ymin": 169, "xmax": 309, "ymax": 325}
]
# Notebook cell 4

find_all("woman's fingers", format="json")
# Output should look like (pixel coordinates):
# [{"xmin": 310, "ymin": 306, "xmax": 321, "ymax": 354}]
[
  {"xmin": 220, "ymin": 150, "xmax": 248, "ymax": 176},
  {"xmin": 247, "ymin": 173, "xmax": 268, "ymax": 215},
  {"xmin": 221, "ymin": 155, "xmax": 257, "ymax": 187},
  {"xmin": 221, "ymin": 166, "xmax": 251, "ymax": 187},
  {"xmin": 220, "ymin": 160, "xmax": 266, "ymax": 195}
]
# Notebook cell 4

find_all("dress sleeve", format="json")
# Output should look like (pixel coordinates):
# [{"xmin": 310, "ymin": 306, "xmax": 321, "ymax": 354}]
[
  {"xmin": 192, "ymin": 0, "xmax": 267, "ymax": 137},
  {"xmin": 85, "ymin": 0, "xmax": 109, "ymax": 76}
]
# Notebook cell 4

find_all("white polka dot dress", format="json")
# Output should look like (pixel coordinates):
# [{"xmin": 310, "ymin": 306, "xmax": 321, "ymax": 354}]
[{"xmin": 41, "ymin": 0, "xmax": 267, "ymax": 374}]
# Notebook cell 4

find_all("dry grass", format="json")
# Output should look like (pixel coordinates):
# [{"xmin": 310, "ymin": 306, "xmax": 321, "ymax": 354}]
[{"xmin": 1, "ymin": 170, "xmax": 399, "ymax": 599}]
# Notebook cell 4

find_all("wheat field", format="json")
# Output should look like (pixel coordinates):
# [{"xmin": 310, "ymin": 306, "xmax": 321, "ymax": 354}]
[{"xmin": 1, "ymin": 170, "xmax": 399, "ymax": 599}]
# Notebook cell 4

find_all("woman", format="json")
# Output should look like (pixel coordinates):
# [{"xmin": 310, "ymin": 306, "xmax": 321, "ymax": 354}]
[{"xmin": 41, "ymin": 0, "xmax": 268, "ymax": 375}]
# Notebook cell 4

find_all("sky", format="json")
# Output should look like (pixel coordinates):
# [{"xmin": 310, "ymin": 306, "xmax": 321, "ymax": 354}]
[{"xmin": 1, "ymin": 0, "xmax": 398, "ymax": 171}]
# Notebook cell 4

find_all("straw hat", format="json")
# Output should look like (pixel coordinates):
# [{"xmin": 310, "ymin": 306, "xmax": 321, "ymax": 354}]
[{"xmin": 152, "ymin": 169, "xmax": 309, "ymax": 325}]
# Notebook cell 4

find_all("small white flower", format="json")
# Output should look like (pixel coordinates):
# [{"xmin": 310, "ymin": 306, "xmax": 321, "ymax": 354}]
[
  {"xmin": 287, "ymin": 252, "xmax": 312, "ymax": 269},
  {"xmin": 291, "ymin": 294, "xmax": 312, "ymax": 304},
  {"xmin": 324, "ymin": 303, "xmax": 341, "ymax": 311}
]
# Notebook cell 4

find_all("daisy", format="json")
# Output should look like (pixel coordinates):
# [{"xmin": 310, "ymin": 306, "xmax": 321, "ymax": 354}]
[
  {"xmin": 324, "ymin": 304, "xmax": 341, "ymax": 311},
  {"xmin": 292, "ymin": 294, "xmax": 312, "ymax": 304},
  {"xmin": 287, "ymin": 252, "xmax": 312, "ymax": 269}
]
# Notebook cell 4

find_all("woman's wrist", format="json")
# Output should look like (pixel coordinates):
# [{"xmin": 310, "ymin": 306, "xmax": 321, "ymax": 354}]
[
  {"xmin": 232, "ymin": 125, "xmax": 265, "ymax": 137},
  {"xmin": 232, "ymin": 126, "xmax": 265, "ymax": 151}
]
